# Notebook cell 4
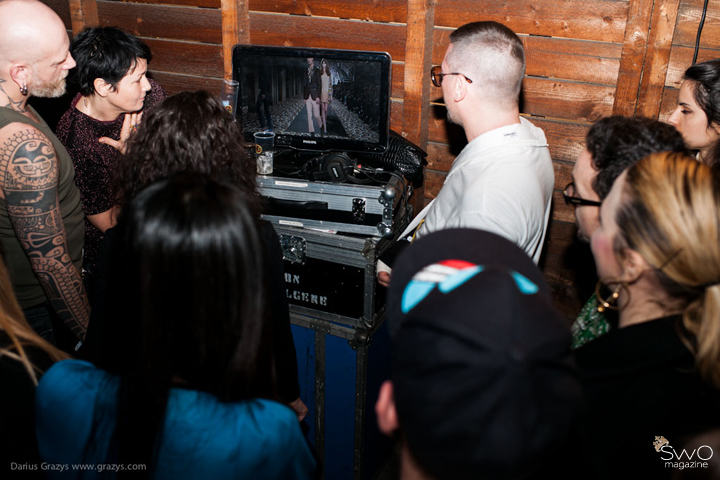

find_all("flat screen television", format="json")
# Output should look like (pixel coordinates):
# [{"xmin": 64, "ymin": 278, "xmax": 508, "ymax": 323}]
[{"xmin": 232, "ymin": 45, "xmax": 391, "ymax": 154}]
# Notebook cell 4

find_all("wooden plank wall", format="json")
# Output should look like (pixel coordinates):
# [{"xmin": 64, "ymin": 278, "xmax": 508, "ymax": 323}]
[{"xmin": 43, "ymin": 0, "xmax": 720, "ymax": 320}]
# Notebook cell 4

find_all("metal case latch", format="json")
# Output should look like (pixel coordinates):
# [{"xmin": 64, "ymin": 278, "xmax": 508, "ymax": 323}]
[
  {"xmin": 279, "ymin": 235, "xmax": 307, "ymax": 265},
  {"xmin": 352, "ymin": 198, "xmax": 366, "ymax": 222}
]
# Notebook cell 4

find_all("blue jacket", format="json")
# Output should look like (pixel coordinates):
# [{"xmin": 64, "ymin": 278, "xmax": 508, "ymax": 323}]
[{"xmin": 35, "ymin": 360, "xmax": 316, "ymax": 479}]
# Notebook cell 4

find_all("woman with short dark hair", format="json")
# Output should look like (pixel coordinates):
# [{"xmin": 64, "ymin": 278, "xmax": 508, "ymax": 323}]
[
  {"xmin": 56, "ymin": 26, "xmax": 167, "ymax": 299},
  {"xmin": 35, "ymin": 175, "xmax": 316, "ymax": 479}
]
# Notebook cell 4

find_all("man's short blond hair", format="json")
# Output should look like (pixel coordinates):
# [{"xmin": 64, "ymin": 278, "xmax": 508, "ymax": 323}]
[{"xmin": 446, "ymin": 21, "xmax": 525, "ymax": 108}]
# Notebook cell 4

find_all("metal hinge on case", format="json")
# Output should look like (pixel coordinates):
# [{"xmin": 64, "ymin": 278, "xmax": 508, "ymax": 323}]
[{"xmin": 279, "ymin": 235, "xmax": 307, "ymax": 265}]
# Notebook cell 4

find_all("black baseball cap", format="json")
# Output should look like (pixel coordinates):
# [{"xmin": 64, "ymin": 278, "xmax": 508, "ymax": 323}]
[{"xmin": 388, "ymin": 229, "xmax": 582, "ymax": 479}]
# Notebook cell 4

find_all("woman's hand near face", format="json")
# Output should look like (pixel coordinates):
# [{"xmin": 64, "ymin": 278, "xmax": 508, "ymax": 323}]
[{"xmin": 98, "ymin": 111, "xmax": 143, "ymax": 154}]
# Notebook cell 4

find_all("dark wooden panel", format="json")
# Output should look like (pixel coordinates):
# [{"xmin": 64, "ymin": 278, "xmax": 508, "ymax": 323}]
[
  {"xmin": 543, "ymin": 245, "xmax": 581, "ymax": 287},
  {"xmin": 430, "ymin": 79, "xmax": 614, "ymax": 124},
  {"xmin": 427, "ymin": 111, "xmax": 589, "ymax": 165},
  {"xmin": 636, "ymin": 0, "xmax": 682, "ymax": 118},
  {"xmin": 390, "ymin": 99, "xmax": 404, "ymax": 133},
  {"xmin": 673, "ymin": 0, "xmax": 720, "ymax": 47},
  {"xmin": 613, "ymin": 0, "xmax": 654, "ymax": 116},
  {"xmin": 97, "ymin": 1, "xmax": 222, "ymax": 43},
  {"xmin": 552, "ymin": 190, "xmax": 576, "ymax": 223},
  {"xmin": 427, "ymin": 129, "xmax": 582, "ymax": 177},
  {"xmin": 548, "ymin": 283, "xmax": 585, "ymax": 322},
  {"xmin": 432, "ymin": 30, "xmax": 622, "ymax": 86},
  {"xmin": 524, "ymin": 35, "xmax": 623, "ymax": 58},
  {"xmin": 658, "ymin": 87, "xmax": 679, "ymax": 122},
  {"xmin": 44, "ymin": 0, "xmax": 73, "ymax": 28},
  {"xmin": 249, "ymin": 0, "xmax": 407, "ymax": 24},
  {"xmin": 666, "ymin": 46, "xmax": 720, "ymax": 87},
  {"xmin": 532, "ymin": 118, "xmax": 589, "ymax": 163},
  {"xmin": 401, "ymin": 0, "xmax": 435, "ymax": 148},
  {"xmin": 146, "ymin": 39, "xmax": 223, "ymax": 77},
  {"xmin": 248, "ymin": 13, "xmax": 406, "ymax": 62},
  {"xmin": 554, "ymin": 160, "xmax": 574, "ymax": 191},
  {"xmin": 391, "ymin": 64, "xmax": 404, "ymax": 101},
  {"xmin": 150, "ymin": 71, "xmax": 223, "ymax": 95},
  {"xmin": 543, "ymin": 218, "xmax": 580, "ymax": 258},
  {"xmin": 69, "ymin": 0, "xmax": 99, "ymax": 32},
  {"xmin": 222, "ymin": 0, "xmax": 249, "ymax": 79},
  {"xmin": 523, "ymin": 77, "xmax": 615, "ymax": 123},
  {"xmin": 435, "ymin": 0, "xmax": 629, "ymax": 43},
  {"xmin": 425, "ymin": 141, "xmax": 456, "ymax": 172},
  {"xmin": 526, "ymin": 49, "xmax": 621, "ymax": 86},
  {"xmin": 424, "ymin": 170, "xmax": 445, "ymax": 200}
]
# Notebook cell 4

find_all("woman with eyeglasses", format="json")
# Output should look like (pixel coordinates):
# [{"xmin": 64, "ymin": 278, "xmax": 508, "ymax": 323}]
[
  {"xmin": 574, "ymin": 151, "xmax": 720, "ymax": 478},
  {"xmin": 668, "ymin": 59, "xmax": 720, "ymax": 168},
  {"xmin": 563, "ymin": 116, "xmax": 687, "ymax": 349}
]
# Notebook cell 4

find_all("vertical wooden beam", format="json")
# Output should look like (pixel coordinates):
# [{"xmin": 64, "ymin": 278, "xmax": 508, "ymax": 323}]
[
  {"xmin": 613, "ymin": 0, "xmax": 655, "ymax": 116},
  {"xmin": 635, "ymin": 0, "xmax": 681, "ymax": 118},
  {"xmin": 402, "ymin": 0, "xmax": 435, "ymax": 148},
  {"xmin": 68, "ymin": 0, "xmax": 99, "ymax": 35},
  {"xmin": 221, "ymin": 0, "xmax": 250, "ymax": 80}
]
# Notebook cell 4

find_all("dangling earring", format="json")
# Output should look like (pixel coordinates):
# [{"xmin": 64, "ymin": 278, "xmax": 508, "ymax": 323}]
[
  {"xmin": 594, "ymin": 278, "xmax": 629, "ymax": 312},
  {"xmin": 19, "ymin": 84, "xmax": 28, "ymax": 96}
]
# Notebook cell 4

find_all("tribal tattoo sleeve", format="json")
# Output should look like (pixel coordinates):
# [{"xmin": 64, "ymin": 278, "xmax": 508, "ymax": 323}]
[{"xmin": 0, "ymin": 126, "xmax": 89, "ymax": 340}]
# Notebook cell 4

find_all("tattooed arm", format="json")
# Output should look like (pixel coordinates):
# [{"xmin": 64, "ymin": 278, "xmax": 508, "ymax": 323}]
[{"xmin": 0, "ymin": 124, "xmax": 89, "ymax": 340}]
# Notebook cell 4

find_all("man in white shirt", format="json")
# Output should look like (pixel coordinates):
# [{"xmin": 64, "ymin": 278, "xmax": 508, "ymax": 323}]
[{"xmin": 379, "ymin": 21, "xmax": 554, "ymax": 285}]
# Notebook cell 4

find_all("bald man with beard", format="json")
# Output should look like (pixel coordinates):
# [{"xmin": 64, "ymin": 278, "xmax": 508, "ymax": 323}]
[{"xmin": 0, "ymin": 0, "xmax": 89, "ymax": 349}]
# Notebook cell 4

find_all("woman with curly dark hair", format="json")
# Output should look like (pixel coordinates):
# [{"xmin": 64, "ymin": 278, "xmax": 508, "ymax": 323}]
[
  {"xmin": 114, "ymin": 90, "xmax": 257, "ymax": 210},
  {"xmin": 84, "ymin": 90, "xmax": 307, "ymax": 421}
]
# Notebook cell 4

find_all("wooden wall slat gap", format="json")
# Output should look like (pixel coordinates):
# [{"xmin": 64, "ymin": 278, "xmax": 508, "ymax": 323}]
[
  {"xmin": 142, "ymin": 36, "xmax": 220, "ymax": 46},
  {"xmin": 522, "ymin": 35, "xmax": 623, "ymax": 58},
  {"xmin": 96, "ymin": 1, "xmax": 222, "ymax": 43},
  {"xmin": 249, "ymin": 10, "xmax": 407, "ymax": 26},
  {"xmin": 151, "ymin": 69, "xmax": 222, "ymax": 80},
  {"xmin": 121, "ymin": 0, "xmax": 220, "ymax": 7}
]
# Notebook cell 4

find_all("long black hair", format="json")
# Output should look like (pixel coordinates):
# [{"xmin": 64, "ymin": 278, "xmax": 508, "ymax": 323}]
[
  {"xmin": 100, "ymin": 174, "xmax": 276, "ymax": 475},
  {"xmin": 684, "ymin": 59, "xmax": 720, "ymax": 168}
]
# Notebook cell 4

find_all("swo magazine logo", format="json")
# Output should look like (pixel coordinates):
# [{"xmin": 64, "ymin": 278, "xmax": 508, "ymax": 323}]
[{"xmin": 655, "ymin": 436, "xmax": 713, "ymax": 470}]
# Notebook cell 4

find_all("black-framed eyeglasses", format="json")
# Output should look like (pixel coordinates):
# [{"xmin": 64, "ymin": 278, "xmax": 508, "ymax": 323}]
[
  {"xmin": 431, "ymin": 65, "xmax": 473, "ymax": 87},
  {"xmin": 563, "ymin": 182, "xmax": 602, "ymax": 207}
]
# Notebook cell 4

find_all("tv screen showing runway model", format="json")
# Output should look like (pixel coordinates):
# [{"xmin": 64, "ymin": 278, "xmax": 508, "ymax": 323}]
[{"xmin": 232, "ymin": 45, "xmax": 391, "ymax": 154}]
